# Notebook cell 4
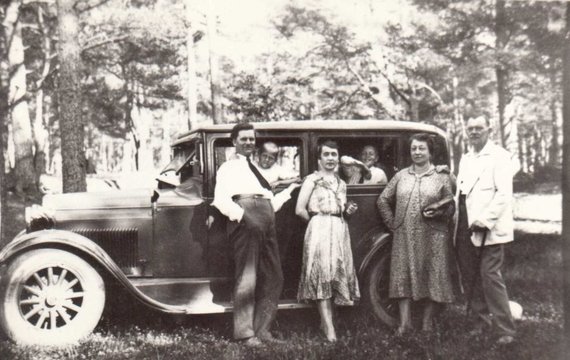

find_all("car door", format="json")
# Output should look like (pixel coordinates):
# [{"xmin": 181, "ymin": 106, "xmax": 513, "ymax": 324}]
[
  {"xmin": 205, "ymin": 131, "xmax": 308, "ymax": 302},
  {"xmin": 151, "ymin": 139, "xmax": 209, "ymax": 277}
]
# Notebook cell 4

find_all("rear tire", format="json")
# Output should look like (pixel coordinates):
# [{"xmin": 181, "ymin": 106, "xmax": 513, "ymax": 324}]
[
  {"xmin": 0, "ymin": 249, "xmax": 105, "ymax": 346},
  {"xmin": 364, "ymin": 249, "xmax": 398, "ymax": 326}
]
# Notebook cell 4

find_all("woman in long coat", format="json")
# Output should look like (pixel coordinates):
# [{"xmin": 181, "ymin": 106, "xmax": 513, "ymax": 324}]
[{"xmin": 377, "ymin": 133, "xmax": 457, "ymax": 335}]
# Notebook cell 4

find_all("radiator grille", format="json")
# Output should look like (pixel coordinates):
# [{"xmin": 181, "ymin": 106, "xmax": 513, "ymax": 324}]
[{"xmin": 71, "ymin": 228, "xmax": 138, "ymax": 268}]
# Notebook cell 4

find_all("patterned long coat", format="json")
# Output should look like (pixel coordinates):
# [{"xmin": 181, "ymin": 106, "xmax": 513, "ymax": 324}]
[{"xmin": 377, "ymin": 166, "xmax": 457, "ymax": 302}]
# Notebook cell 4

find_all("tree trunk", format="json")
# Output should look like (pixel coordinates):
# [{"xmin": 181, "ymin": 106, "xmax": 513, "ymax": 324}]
[
  {"xmin": 5, "ymin": 0, "xmax": 37, "ymax": 197},
  {"xmin": 33, "ymin": 89, "xmax": 48, "ymax": 178},
  {"xmin": 207, "ymin": 0, "xmax": 223, "ymax": 124},
  {"xmin": 549, "ymin": 61, "xmax": 560, "ymax": 166},
  {"xmin": 186, "ymin": 4, "xmax": 198, "ymax": 130},
  {"xmin": 451, "ymin": 76, "xmax": 463, "ymax": 174},
  {"xmin": 495, "ymin": 0, "xmax": 508, "ymax": 148},
  {"xmin": 32, "ymin": 5, "xmax": 51, "ymax": 181},
  {"xmin": 517, "ymin": 123, "xmax": 524, "ymax": 172},
  {"xmin": 56, "ymin": 0, "xmax": 86, "ymax": 192},
  {"xmin": 562, "ymin": 1, "xmax": 570, "ymax": 352},
  {"xmin": 0, "ymin": 2, "xmax": 7, "ymax": 244}
]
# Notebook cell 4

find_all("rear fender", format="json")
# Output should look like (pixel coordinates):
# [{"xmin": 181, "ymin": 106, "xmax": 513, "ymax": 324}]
[
  {"xmin": 0, "ymin": 229, "xmax": 190, "ymax": 314},
  {"xmin": 357, "ymin": 231, "xmax": 392, "ymax": 277}
]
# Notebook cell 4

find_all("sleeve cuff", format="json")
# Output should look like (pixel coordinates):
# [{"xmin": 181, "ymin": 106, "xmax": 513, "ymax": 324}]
[{"xmin": 228, "ymin": 207, "xmax": 245, "ymax": 222}]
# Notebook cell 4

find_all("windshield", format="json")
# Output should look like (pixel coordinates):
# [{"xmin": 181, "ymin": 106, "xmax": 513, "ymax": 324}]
[{"xmin": 160, "ymin": 139, "xmax": 197, "ymax": 175}]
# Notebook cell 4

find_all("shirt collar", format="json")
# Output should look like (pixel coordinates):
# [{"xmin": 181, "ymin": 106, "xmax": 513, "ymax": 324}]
[
  {"xmin": 230, "ymin": 153, "xmax": 247, "ymax": 161},
  {"xmin": 468, "ymin": 141, "xmax": 494, "ymax": 157},
  {"xmin": 407, "ymin": 164, "xmax": 435, "ymax": 177}
]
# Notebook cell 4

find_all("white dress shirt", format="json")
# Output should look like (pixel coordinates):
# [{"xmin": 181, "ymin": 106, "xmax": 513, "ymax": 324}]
[
  {"xmin": 255, "ymin": 163, "xmax": 298, "ymax": 184},
  {"xmin": 363, "ymin": 166, "xmax": 388, "ymax": 185},
  {"xmin": 212, "ymin": 154, "xmax": 293, "ymax": 222}
]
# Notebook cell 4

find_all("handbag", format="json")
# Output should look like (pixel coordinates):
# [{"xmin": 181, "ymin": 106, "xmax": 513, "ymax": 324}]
[{"xmin": 422, "ymin": 196, "xmax": 455, "ymax": 219}]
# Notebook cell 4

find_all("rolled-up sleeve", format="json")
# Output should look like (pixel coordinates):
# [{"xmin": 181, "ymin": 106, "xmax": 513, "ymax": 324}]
[
  {"xmin": 212, "ymin": 164, "xmax": 245, "ymax": 222},
  {"xmin": 377, "ymin": 173, "xmax": 399, "ymax": 230}
]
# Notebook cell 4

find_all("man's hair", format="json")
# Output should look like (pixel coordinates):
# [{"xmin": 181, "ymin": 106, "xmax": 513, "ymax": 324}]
[
  {"xmin": 259, "ymin": 141, "xmax": 279, "ymax": 156},
  {"xmin": 409, "ymin": 133, "xmax": 435, "ymax": 155},
  {"xmin": 231, "ymin": 122, "xmax": 255, "ymax": 141},
  {"xmin": 467, "ymin": 115, "xmax": 491, "ymax": 127},
  {"xmin": 318, "ymin": 140, "xmax": 340, "ymax": 156}
]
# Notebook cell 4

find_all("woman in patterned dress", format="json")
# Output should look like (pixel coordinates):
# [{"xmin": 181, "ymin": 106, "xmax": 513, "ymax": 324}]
[
  {"xmin": 295, "ymin": 140, "xmax": 360, "ymax": 342},
  {"xmin": 377, "ymin": 133, "xmax": 457, "ymax": 335}
]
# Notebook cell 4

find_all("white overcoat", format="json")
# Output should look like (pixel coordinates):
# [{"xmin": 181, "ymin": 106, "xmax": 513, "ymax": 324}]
[{"xmin": 454, "ymin": 142, "xmax": 514, "ymax": 246}]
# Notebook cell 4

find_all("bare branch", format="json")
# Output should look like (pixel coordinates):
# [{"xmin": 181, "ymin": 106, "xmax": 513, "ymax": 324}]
[
  {"xmin": 76, "ymin": 0, "xmax": 112, "ymax": 14},
  {"xmin": 416, "ymin": 82, "xmax": 443, "ymax": 104},
  {"xmin": 22, "ymin": 0, "xmax": 54, "ymax": 5},
  {"xmin": 81, "ymin": 35, "xmax": 128, "ymax": 52}
]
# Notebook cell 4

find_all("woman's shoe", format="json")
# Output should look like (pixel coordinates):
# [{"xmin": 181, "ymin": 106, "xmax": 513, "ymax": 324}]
[
  {"xmin": 396, "ymin": 325, "xmax": 413, "ymax": 336},
  {"xmin": 422, "ymin": 319, "xmax": 434, "ymax": 332}
]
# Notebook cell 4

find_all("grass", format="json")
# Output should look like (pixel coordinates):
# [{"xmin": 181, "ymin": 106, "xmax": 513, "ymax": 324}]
[{"xmin": 0, "ymin": 232, "xmax": 563, "ymax": 360}]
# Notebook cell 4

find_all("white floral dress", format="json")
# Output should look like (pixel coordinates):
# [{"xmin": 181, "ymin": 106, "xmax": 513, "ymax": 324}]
[{"xmin": 297, "ymin": 173, "xmax": 360, "ymax": 305}]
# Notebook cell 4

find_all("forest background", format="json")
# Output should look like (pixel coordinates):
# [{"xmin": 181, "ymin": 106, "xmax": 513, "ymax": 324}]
[{"xmin": 0, "ymin": 0, "xmax": 565, "ymax": 241}]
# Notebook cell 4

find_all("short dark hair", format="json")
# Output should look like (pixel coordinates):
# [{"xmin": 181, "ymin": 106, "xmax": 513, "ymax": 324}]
[
  {"xmin": 318, "ymin": 140, "xmax": 340, "ymax": 156},
  {"xmin": 231, "ymin": 123, "xmax": 255, "ymax": 141},
  {"xmin": 409, "ymin": 133, "xmax": 434, "ymax": 155}
]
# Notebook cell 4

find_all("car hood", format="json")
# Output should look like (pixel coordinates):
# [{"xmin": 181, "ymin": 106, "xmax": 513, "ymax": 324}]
[{"xmin": 42, "ymin": 189, "xmax": 154, "ymax": 210}]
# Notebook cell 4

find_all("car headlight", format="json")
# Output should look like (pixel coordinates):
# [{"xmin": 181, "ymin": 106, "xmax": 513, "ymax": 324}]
[{"xmin": 25, "ymin": 204, "xmax": 55, "ymax": 232}]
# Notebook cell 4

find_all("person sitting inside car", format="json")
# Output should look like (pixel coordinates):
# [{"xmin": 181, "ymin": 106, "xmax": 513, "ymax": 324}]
[
  {"xmin": 255, "ymin": 142, "xmax": 300, "ymax": 190},
  {"xmin": 340, "ymin": 145, "xmax": 388, "ymax": 185}
]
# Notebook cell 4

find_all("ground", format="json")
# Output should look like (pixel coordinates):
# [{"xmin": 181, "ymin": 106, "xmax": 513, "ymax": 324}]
[{"xmin": 0, "ymin": 183, "xmax": 564, "ymax": 359}]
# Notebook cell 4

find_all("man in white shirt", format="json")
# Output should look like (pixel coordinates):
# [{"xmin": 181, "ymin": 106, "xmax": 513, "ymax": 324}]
[
  {"xmin": 455, "ymin": 116, "xmax": 516, "ymax": 345},
  {"xmin": 212, "ymin": 123, "xmax": 298, "ymax": 346},
  {"xmin": 255, "ymin": 142, "xmax": 300, "ymax": 189}
]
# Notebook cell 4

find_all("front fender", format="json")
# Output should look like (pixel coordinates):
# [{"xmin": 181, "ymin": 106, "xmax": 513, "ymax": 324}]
[
  {"xmin": 357, "ymin": 231, "xmax": 392, "ymax": 277},
  {"xmin": 0, "ymin": 229, "xmax": 190, "ymax": 314}
]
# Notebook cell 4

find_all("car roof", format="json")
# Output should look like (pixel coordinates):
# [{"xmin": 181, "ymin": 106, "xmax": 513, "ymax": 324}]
[{"xmin": 172, "ymin": 120, "xmax": 446, "ymax": 146}]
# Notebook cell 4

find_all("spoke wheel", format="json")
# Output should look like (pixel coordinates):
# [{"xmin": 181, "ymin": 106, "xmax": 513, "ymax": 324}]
[
  {"xmin": 0, "ymin": 249, "xmax": 105, "ymax": 346},
  {"xmin": 364, "ymin": 249, "xmax": 398, "ymax": 326}
]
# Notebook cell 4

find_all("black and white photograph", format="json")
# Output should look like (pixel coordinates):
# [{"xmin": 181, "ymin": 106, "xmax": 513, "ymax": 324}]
[{"xmin": 0, "ymin": 0, "xmax": 567, "ymax": 358}]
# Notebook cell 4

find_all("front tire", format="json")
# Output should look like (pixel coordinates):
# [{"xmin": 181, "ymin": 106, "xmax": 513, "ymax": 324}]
[
  {"xmin": 364, "ymin": 249, "xmax": 398, "ymax": 326},
  {"xmin": 0, "ymin": 248, "xmax": 105, "ymax": 346}
]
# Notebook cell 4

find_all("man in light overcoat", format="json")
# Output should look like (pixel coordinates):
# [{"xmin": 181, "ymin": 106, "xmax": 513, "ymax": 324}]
[{"xmin": 455, "ymin": 116, "xmax": 516, "ymax": 345}]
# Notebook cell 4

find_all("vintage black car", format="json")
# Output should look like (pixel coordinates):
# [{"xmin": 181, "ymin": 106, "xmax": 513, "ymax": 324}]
[{"xmin": 0, "ymin": 120, "xmax": 449, "ymax": 345}]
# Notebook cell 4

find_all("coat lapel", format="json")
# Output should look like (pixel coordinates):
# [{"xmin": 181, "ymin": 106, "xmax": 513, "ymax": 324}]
[{"xmin": 462, "ymin": 143, "xmax": 493, "ymax": 196}]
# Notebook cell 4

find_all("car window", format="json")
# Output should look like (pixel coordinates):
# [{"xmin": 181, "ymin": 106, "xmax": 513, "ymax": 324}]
[
  {"xmin": 213, "ymin": 137, "xmax": 302, "ymax": 181},
  {"xmin": 157, "ymin": 139, "xmax": 201, "ymax": 190},
  {"xmin": 317, "ymin": 136, "xmax": 398, "ymax": 186}
]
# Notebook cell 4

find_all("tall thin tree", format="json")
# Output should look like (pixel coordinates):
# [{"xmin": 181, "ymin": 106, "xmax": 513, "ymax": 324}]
[
  {"xmin": 0, "ymin": 1, "xmax": 5, "ymax": 245},
  {"xmin": 562, "ymin": 1, "xmax": 570, "ymax": 351},
  {"xmin": 56, "ymin": 0, "xmax": 86, "ymax": 192},
  {"xmin": 5, "ymin": 0, "xmax": 37, "ymax": 197}
]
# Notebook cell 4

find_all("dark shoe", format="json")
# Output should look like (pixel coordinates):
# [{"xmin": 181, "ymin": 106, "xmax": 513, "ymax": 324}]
[
  {"xmin": 258, "ymin": 333, "xmax": 287, "ymax": 345},
  {"xmin": 497, "ymin": 335, "xmax": 514, "ymax": 345},
  {"xmin": 241, "ymin": 336, "xmax": 264, "ymax": 347}
]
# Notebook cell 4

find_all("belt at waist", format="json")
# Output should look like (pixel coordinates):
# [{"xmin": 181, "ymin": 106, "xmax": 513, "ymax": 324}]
[
  {"xmin": 309, "ymin": 211, "xmax": 342, "ymax": 218},
  {"xmin": 232, "ymin": 194, "xmax": 270, "ymax": 201}
]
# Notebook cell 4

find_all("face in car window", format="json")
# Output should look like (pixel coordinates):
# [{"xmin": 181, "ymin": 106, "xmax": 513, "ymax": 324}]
[{"xmin": 360, "ymin": 145, "xmax": 379, "ymax": 168}]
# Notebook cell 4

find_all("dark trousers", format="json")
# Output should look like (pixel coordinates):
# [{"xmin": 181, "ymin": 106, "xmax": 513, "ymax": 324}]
[
  {"xmin": 456, "ymin": 195, "xmax": 516, "ymax": 336},
  {"xmin": 228, "ymin": 198, "xmax": 283, "ymax": 339}
]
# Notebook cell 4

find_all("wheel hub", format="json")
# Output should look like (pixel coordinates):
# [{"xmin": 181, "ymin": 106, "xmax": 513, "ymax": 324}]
[{"xmin": 18, "ymin": 266, "xmax": 85, "ymax": 329}]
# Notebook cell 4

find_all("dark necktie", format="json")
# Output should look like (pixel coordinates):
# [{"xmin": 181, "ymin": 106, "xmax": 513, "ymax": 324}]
[{"xmin": 246, "ymin": 156, "xmax": 272, "ymax": 191}]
